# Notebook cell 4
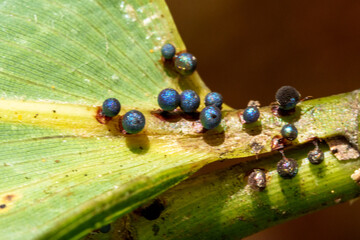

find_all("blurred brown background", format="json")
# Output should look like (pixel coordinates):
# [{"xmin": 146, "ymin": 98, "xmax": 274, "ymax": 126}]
[{"xmin": 166, "ymin": 0, "xmax": 360, "ymax": 239}]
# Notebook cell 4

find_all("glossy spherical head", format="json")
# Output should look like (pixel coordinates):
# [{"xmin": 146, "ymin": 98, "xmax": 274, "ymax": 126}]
[
  {"xmin": 277, "ymin": 158, "xmax": 298, "ymax": 179},
  {"xmin": 205, "ymin": 92, "xmax": 223, "ymax": 109},
  {"xmin": 200, "ymin": 105, "xmax": 222, "ymax": 130},
  {"xmin": 243, "ymin": 106, "xmax": 260, "ymax": 123},
  {"xmin": 161, "ymin": 43, "xmax": 176, "ymax": 60},
  {"xmin": 180, "ymin": 90, "xmax": 200, "ymax": 113},
  {"xmin": 281, "ymin": 124, "xmax": 298, "ymax": 141},
  {"xmin": 174, "ymin": 53, "xmax": 197, "ymax": 75},
  {"xmin": 248, "ymin": 169, "xmax": 266, "ymax": 191},
  {"xmin": 158, "ymin": 88, "xmax": 180, "ymax": 111},
  {"xmin": 100, "ymin": 224, "xmax": 111, "ymax": 233},
  {"xmin": 102, "ymin": 98, "xmax": 121, "ymax": 117},
  {"xmin": 308, "ymin": 149, "xmax": 324, "ymax": 165},
  {"xmin": 122, "ymin": 110, "xmax": 145, "ymax": 134},
  {"xmin": 275, "ymin": 86, "xmax": 300, "ymax": 110}
]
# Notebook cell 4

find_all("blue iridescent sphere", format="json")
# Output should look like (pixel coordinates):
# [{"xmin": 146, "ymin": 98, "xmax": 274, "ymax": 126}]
[
  {"xmin": 275, "ymin": 86, "xmax": 300, "ymax": 110},
  {"xmin": 281, "ymin": 123, "xmax": 298, "ymax": 141},
  {"xmin": 243, "ymin": 106, "xmax": 260, "ymax": 123},
  {"xmin": 277, "ymin": 158, "xmax": 298, "ymax": 179},
  {"xmin": 180, "ymin": 90, "xmax": 200, "ymax": 113},
  {"xmin": 161, "ymin": 43, "xmax": 176, "ymax": 60},
  {"xmin": 205, "ymin": 92, "xmax": 223, "ymax": 109},
  {"xmin": 157, "ymin": 88, "xmax": 180, "ymax": 111},
  {"xmin": 102, "ymin": 98, "xmax": 121, "ymax": 117},
  {"xmin": 174, "ymin": 53, "xmax": 197, "ymax": 75},
  {"xmin": 100, "ymin": 224, "xmax": 111, "ymax": 233},
  {"xmin": 200, "ymin": 105, "xmax": 222, "ymax": 130},
  {"xmin": 122, "ymin": 110, "xmax": 145, "ymax": 134}
]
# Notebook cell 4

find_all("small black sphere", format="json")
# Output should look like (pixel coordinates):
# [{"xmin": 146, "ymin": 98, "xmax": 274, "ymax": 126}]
[
  {"xmin": 308, "ymin": 149, "xmax": 324, "ymax": 165},
  {"xmin": 275, "ymin": 86, "xmax": 300, "ymax": 110},
  {"xmin": 248, "ymin": 169, "xmax": 266, "ymax": 190},
  {"xmin": 277, "ymin": 158, "xmax": 298, "ymax": 179},
  {"xmin": 281, "ymin": 123, "xmax": 298, "ymax": 141},
  {"xmin": 141, "ymin": 199, "xmax": 165, "ymax": 220},
  {"xmin": 99, "ymin": 224, "xmax": 111, "ymax": 233}
]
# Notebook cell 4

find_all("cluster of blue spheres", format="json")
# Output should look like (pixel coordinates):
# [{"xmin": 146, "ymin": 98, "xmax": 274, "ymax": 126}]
[
  {"xmin": 103, "ymin": 45, "xmax": 308, "ymax": 189},
  {"xmin": 161, "ymin": 43, "xmax": 197, "ymax": 76},
  {"xmin": 101, "ymin": 98, "xmax": 145, "ymax": 134},
  {"xmin": 158, "ymin": 89, "xmax": 223, "ymax": 130},
  {"xmin": 101, "ymin": 81, "xmax": 308, "ymax": 185}
]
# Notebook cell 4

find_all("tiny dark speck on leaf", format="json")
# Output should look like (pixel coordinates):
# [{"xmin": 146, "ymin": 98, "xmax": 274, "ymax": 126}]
[
  {"xmin": 52, "ymin": 110, "xmax": 56, "ymax": 113},
  {"xmin": 0, "ymin": 204, "xmax": 6, "ymax": 209},
  {"xmin": 5, "ymin": 195, "xmax": 14, "ymax": 201},
  {"xmin": 152, "ymin": 224, "xmax": 160, "ymax": 236},
  {"xmin": 99, "ymin": 224, "xmax": 111, "ymax": 233},
  {"xmin": 238, "ymin": 216, "xmax": 244, "ymax": 221},
  {"xmin": 84, "ymin": 174, "xmax": 88, "ymax": 176}
]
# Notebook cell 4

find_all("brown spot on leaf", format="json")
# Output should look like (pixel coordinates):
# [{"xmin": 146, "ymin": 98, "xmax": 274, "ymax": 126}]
[
  {"xmin": 95, "ymin": 107, "xmax": 111, "ymax": 124},
  {"xmin": 271, "ymin": 135, "xmax": 289, "ymax": 150},
  {"xmin": 5, "ymin": 195, "xmax": 14, "ymax": 202},
  {"xmin": 326, "ymin": 137, "xmax": 360, "ymax": 160},
  {"xmin": 151, "ymin": 110, "xmax": 181, "ymax": 122},
  {"xmin": 0, "ymin": 193, "xmax": 21, "ymax": 213},
  {"xmin": 250, "ymin": 141, "xmax": 264, "ymax": 154}
]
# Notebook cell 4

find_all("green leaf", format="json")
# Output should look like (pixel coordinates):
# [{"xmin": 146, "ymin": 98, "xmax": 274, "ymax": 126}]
[
  {"xmin": 1, "ymin": 1, "xmax": 359, "ymax": 240},
  {"xmin": 126, "ymin": 143, "xmax": 360, "ymax": 240},
  {"xmin": 0, "ymin": 1, "xmax": 211, "ymax": 239}
]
